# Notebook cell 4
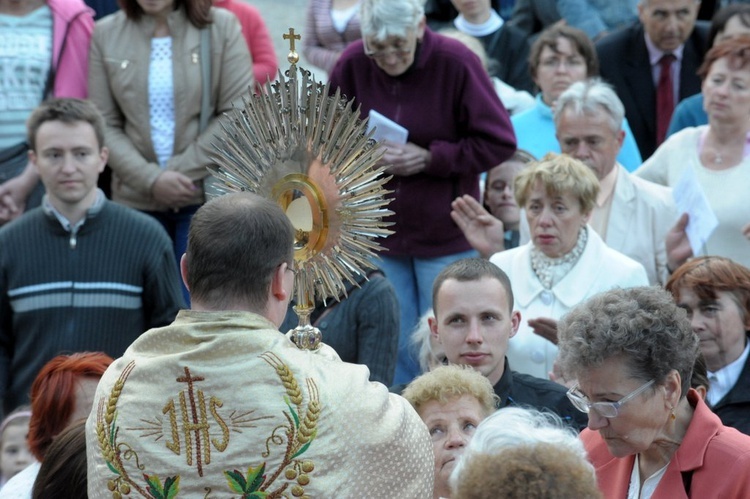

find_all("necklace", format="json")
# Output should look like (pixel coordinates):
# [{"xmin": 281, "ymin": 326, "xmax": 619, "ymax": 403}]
[
  {"xmin": 712, "ymin": 150, "xmax": 723, "ymax": 165},
  {"xmin": 530, "ymin": 227, "xmax": 588, "ymax": 289}
]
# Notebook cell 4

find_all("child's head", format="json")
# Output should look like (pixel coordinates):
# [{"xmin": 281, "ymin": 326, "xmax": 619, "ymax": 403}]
[{"xmin": 0, "ymin": 406, "xmax": 33, "ymax": 483}]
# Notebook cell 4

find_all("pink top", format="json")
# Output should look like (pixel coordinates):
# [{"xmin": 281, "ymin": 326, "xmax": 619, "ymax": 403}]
[
  {"xmin": 49, "ymin": 0, "xmax": 94, "ymax": 98},
  {"xmin": 213, "ymin": 0, "xmax": 278, "ymax": 87},
  {"xmin": 303, "ymin": 0, "xmax": 362, "ymax": 74}
]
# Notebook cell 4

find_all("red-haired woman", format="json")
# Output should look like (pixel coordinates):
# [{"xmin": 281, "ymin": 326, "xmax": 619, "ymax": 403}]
[
  {"xmin": 666, "ymin": 256, "xmax": 750, "ymax": 435},
  {"xmin": 0, "ymin": 352, "xmax": 112, "ymax": 496}
]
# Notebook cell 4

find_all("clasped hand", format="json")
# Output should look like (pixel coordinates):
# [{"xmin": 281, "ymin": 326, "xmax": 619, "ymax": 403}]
[
  {"xmin": 380, "ymin": 140, "xmax": 430, "ymax": 176},
  {"xmin": 151, "ymin": 171, "xmax": 197, "ymax": 209}
]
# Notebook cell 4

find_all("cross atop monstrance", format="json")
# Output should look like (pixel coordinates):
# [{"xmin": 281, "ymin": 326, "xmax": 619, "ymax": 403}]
[{"xmin": 283, "ymin": 27, "xmax": 301, "ymax": 64}]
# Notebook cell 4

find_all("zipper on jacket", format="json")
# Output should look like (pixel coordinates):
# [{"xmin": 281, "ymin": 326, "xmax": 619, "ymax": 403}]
[{"xmin": 69, "ymin": 227, "xmax": 78, "ymax": 249}]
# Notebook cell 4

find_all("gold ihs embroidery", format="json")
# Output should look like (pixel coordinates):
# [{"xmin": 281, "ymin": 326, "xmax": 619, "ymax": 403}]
[{"xmin": 160, "ymin": 367, "xmax": 229, "ymax": 477}]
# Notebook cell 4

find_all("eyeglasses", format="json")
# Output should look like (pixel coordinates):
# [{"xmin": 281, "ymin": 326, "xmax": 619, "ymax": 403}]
[
  {"xmin": 363, "ymin": 36, "xmax": 415, "ymax": 61},
  {"xmin": 566, "ymin": 379, "xmax": 655, "ymax": 418}
]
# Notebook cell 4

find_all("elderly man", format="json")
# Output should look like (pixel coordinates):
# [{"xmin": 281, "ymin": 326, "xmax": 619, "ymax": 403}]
[
  {"xmin": 427, "ymin": 258, "xmax": 587, "ymax": 430},
  {"xmin": 86, "ymin": 192, "xmax": 434, "ymax": 498},
  {"xmin": 596, "ymin": 0, "xmax": 708, "ymax": 159},
  {"xmin": 0, "ymin": 98, "xmax": 183, "ymax": 418},
  {"xmin": 554, "ymin": 79, "xmax": 677, "ymax": 285}
]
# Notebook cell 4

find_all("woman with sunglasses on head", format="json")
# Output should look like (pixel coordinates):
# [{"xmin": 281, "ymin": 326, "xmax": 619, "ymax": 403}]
[
  {"xmin": 328, "ymin": 0, "xmax": 516, "ymax": 386},
  {"xmin": 557, "ymin": 286, "xmax": 750, "ymax": 499}
]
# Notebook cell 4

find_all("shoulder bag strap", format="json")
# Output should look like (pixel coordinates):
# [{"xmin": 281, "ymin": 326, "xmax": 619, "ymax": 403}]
[{"xmin": 199, "ymin": 27, "xmax": 211, "ymax": 133}]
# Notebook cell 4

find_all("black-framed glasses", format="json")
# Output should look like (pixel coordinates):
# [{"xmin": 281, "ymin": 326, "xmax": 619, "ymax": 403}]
[{"xmin": 566, "ymin": 379, "xmax": 655, "ymax": 418}]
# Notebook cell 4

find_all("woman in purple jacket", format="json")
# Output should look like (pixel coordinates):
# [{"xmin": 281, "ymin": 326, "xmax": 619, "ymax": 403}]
[{"xmin": 329, "ymin": 0, "xmax": 516, "ymax": 385}]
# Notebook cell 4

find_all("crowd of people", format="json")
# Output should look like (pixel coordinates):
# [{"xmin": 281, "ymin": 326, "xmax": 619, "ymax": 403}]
[{"xmin": 2, "ymin": 0, "xmax": 750, "ymax": 496}]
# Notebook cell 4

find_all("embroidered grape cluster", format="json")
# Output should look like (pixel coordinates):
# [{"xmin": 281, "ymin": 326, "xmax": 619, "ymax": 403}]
[
  {"xmin": 284, "ymin": 460, "xmax": 315, "ymax": 497},
  {"xmin": 106, "ymin": 478, "xmax": 131, "ymax": 498}
]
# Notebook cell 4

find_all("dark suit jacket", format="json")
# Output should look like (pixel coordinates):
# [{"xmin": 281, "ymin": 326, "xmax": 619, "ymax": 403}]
[
  {"xmin": 712, "ymin": 350, "xmax": 750, "ymax": 436},
  {"xmin": 506, "ymin": 0, "xmax": 561, "ymax": 38},
  {"xmin": 596, "ymin": 21, "xmax": 709, "ymax": 160},
  {"xmin": 479, "ymin": 24, "xmax": 534, "ymax": 93}
]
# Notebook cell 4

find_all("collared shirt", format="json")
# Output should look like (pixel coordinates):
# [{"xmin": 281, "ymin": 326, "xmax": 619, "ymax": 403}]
[
  {"xmin": 590, "ymin": 163, "xmax": 619, "ymax": 240},
  {"xmin": 644, "ymin": 34, "xmax": 685, "ymax": 106},
  {"xmin": 42, "ymin": 189, "xmax": 106, "ymax": 249},
  {"xmin": 42, "ymin": 188, "xmax": 105, "ymax": 231},
  {"xmin": 453, "ymin": 10, "xmax": 504, "ymax": 37},
  {"xmin": 708, "ymin": 341, "xmax": 750, "ymax": 406}
]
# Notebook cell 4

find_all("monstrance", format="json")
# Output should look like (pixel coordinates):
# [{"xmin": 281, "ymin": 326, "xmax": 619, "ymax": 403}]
[{"xmin": 206, "ymin": 28, "xmax": 394, "ymax": 351}]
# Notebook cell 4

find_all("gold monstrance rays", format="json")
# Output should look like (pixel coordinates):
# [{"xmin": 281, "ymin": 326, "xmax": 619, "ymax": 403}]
[{"xmin": 206, "ymin": 28, "xmax": 394, "ymax": 350}]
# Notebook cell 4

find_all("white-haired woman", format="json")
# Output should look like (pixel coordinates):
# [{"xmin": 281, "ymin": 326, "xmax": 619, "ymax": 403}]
[
  {"xmin": 449, "ymin": 407, "xmax": 601, "ymax": 499},
  {"xmin": 328, "ymin": 0, "xmax": 516, "ymax": 385}
]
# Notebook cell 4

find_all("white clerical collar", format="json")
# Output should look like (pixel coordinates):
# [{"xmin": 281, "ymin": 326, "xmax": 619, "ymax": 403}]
[
  {"xmin": 707, "ymin": 340, "xmax": 750, "ymax": 407},
  {"xmin": 453, "ymin": 10, "xmax": 503, "ymax": 37}
]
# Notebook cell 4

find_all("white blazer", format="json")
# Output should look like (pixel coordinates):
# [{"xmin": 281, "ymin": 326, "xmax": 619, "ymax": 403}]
[
  {"xmin": 490, "ymin": 228, "xmax": 649, "ymax": 380},
  {"xmin": 607, "ymin": 165, "xmax": 677, "ymax": 285},
  {"xmin": 521, "ymin": 165, "xmax": 677, "ymax": 285}
]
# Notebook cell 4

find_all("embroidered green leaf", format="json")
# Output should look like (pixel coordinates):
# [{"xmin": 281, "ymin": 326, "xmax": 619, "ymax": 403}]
[
  {"xmin": 247, "ymin": 492, "xmax": 268, "ymax": 499},
  {"xmin": 284, "ymin": 396, "xmax": 300, "ymax": 427},
  {"xmin": 246, "ymin": 463, "xmax": 266, "ymax": 492},
  {"xmin": 164, "ymin": 476, "xmax": 180, "ymax": 499},
  {"xmin": 225, "ymin": 470, "xmax": 248, "ymax": 493},
  {"xmin": 106, "ymin": 461, "xmax": 120, "ymax": 475},
  {"xmin": 291, "ymin": 430, "xmax": 316, "ymax": 459},
  {"xmin": 144, "ymin": 473, "xmax": 165, "ymax": 499}
]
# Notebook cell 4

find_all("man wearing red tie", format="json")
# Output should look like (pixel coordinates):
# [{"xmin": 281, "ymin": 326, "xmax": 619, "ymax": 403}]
[{"xmin": 595, "ymin": 0, "xmax": 708, "ymax": 160}]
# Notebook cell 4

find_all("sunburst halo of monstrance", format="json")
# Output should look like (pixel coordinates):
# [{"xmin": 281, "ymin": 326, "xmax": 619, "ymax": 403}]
[{"xmin": 206, "ymin": 28, "xmax": 394, "ymax": 351}]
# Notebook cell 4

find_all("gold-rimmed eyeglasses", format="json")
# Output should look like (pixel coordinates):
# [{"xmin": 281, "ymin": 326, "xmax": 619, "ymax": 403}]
[
  {"xmin": 363, "ymin": 35, "xmax": 415, "ymax": 61},
  {"xmin": 566, "ymin": 379, "xmax": 655, "ymax": 418}
]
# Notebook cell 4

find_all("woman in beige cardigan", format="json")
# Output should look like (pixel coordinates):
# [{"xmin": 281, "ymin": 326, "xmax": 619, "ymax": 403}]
[{"xmin": 88, "ymin": 0, "xmax": 252, "ymax": 301}]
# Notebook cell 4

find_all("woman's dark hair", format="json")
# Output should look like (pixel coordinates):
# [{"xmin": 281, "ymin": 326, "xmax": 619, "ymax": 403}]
[
  {"xmin": 528, "ymin": 25, "xmax": 599, "ymax": 80},
  {"xmin": 118, "ymin": 0, "xmax": 212, "ymax": 28},
  {"xmin": 708, "ymin": 4, "xmax": 750, "ymax": 48},
  {"xmin": 31, "ymin": 420, "xmax": 87, "ymax": 499}
]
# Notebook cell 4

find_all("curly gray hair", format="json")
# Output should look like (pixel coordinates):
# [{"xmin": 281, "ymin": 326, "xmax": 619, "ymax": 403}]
[{"xmin": 558, "ymin": 286, "xmax": 698, "ymax": 398}]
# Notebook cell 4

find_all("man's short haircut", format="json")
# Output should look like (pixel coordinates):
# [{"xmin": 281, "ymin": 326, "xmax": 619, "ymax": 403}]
[
  {"xmin": 402, "ymin": 364, "xmax": 499, "ymax": 417},
  {"xmin": 554, "ymin": 78, "xmax": 625, "ymax": 134},
  {"xmin": 184, "ymin": 192, "xmax": 294, "ymax": 311},
  {"xmin": 26, "ymin": 98, "xmax": 106, "ymax": 152},
  {"xmin": 528, "ymin": 25, "xmax": 599, "ymax": 81},
  {"xmin": 513, "ymin": 152, "xmax": 600, "ymax": 215},
  {"xmin": 431, "ymin": 258, "xmax": 514, "ymax": 314}
]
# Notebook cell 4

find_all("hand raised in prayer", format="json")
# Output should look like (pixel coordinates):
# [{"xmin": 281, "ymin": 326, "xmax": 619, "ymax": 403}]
[{"xmin": 450, "ymin": 195, "xmax": 506, "ymax": 259}]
